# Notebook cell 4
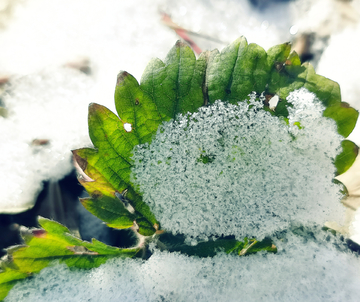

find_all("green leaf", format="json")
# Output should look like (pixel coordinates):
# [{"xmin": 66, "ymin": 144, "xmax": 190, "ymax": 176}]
[
  {"xmin": 205, "ymin": 37, "xmax": 358, "ymax": 137},
  {"xmin": 73, "ymin": 41, "xmax": 208, "ymax": 235},
  {"xmin": 323, "ymin": 102, "xmax": 359, "ymax": 138},
  {"xmin": 0, "ymin": 267, "xmax": 28, "ymax": 301},
  {"xmin": 0, "ymin": 217, "xmax": 138, "ymax": 300},
  {"xmin": 72, "ymin": 104, "xmax": 157, "ymax": 235},
  {"xmin": 80, "ymin": 195, "xmax": 135, "ymax": 229},
  {"xmin": 139, "ymin": 41, "xmax": 208, "ymax": 120},
  {"xmin": 334, "ymin": 140, "xmax": 359, "ymax": 175}
]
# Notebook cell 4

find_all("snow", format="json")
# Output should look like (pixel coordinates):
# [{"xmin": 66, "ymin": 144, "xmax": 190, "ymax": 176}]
[
  {"xmin": 5, "ymin": 230, "xmax": 360, "ymax": 302},
  {"xmin": 0, "ymin": 68, "xmax": 93, "ymax": 213},
  {"xmin": 132, "ymin": 89, "xmax": 344, "ymax": 242},
  {"xmin": 160, "ymin": 0, "xmax": 294, "ymax": 51}
]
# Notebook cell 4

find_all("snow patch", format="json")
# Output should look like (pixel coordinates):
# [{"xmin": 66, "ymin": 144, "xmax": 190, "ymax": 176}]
[
  {"xmin": 132, "ymin": 89, "xmax": 344, "ymax": 242},
  {"xmin": 0, "ymin": 68, "xmax": 93, "ymax": 213},
  {"xmin": 5, "ymin": 233, "xmax": 360, "ymax": 302}
]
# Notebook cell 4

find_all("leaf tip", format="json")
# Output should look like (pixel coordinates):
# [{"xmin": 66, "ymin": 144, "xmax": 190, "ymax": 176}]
[
  {"xmin": 72, "ymin": 149, "xmax": 87, "ymax": 171},
  {"xmin": 32, "ymin": 229, "xmax": 47, "ymax": 238},
  {"xmin": 116, "ymin": 71, "xmax": 130, "ymax": 86},
  {"xmin": 72, "ymin": 150, "xmax": 94, "ymax": 182},
  {"xmin": 88, "ymin": 103, "xmax": 103, "ymax": 116}
]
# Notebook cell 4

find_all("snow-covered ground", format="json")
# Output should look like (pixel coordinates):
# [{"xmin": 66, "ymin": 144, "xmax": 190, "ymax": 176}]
[{"xmin": 5, "ymin": 230, "xmax": 360, "ymax": 302}]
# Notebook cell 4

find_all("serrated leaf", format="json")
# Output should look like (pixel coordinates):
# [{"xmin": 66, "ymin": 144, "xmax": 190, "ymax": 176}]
[
  {"xmin": 139, "ymin": 41, "xmax": 207, "ymax": 120},
  {"xmin": 73, "ymin": 41, "xmax": 208, "ymax": 236},
  {"xmin": 72, "ymin": 104, "xmax": 157, "ymax": 235},
  {"xmin": 0, "ymin": 217, "xmax": 138, "ymax": 300},
  {"xmin": 205, "ymin": 37, "xmax": 358, "ymax": 137}
]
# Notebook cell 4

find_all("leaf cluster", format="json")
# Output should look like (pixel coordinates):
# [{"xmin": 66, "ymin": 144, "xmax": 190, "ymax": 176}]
[
  {"xmin": 73, "ymin": 37, "xmax": 358, "ymax": 238},
  {"xmin": 1, "ymin": 37, "xmax": 358, "ymax": 300}
]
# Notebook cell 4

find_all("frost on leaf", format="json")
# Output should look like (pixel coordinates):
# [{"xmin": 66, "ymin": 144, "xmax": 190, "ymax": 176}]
[
  {"xmin": 71, "ymin": 37, "xmax": 358, "ymax": 242},
  {"xmin": 132, "ymin": 90, "xmax": 345, "ymax": 242}
]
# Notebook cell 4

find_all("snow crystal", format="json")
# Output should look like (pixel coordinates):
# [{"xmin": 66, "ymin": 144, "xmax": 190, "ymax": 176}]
[
  {"xmin": 5, "ymin": 232, "xmax": 360, "ymax": 302},
  {"xmin": 132, "ymin": 88, "xmax": 344, "ymax": 242},
  {"xmin": 0, "ymin": 68, "xmax": 93, "ymax": 213}
]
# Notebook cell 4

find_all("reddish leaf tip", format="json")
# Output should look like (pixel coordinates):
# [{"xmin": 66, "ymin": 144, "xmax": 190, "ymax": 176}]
[
  {"xmin": 32, "ymin": 229, "xmax": 47, "ymax": 238},
  {"xmin": 116, "ymin": 71, "xmax": 130, "ymax": 86},
  {"xmin": 88, "ymin": 102, "xmax": 103, "ymax": 114},
  {"xmin": 72, "ymin": 151, "xmax": 94, "ymax": 182}
]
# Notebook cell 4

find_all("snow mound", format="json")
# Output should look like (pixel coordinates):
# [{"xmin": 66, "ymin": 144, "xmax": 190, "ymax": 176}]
[
  {"xmin": 5, "ymin": 233, "xmax": 360, "ymax": 302},
  {"xmin": 0, "ymin": 68, "xmax": 93, "ymax": 213},
  {"xmin": 132, "ymin": 88, "xmax": 344, "ymax": 242}
]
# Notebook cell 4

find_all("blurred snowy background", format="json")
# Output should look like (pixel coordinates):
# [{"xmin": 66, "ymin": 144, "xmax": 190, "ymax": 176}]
[{"xmin": 0, "ymin": 0, "xmax": 360, "ymax": 253}]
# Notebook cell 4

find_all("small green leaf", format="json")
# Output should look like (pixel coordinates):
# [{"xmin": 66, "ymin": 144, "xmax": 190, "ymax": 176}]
[
  {"xmin": 80, "ymin": 195, "xmax": 135, "ymax": 229},
  {"xmin": 324, "ymin": 102, "xmax": 359, "ymax": 138},
  {"xmin": 0, "ymin": 217, "xmax": 138, "ymax": 300},
  {"xmin": 334, "ymin": 140, "xmax": 359, "ymax": 175}
]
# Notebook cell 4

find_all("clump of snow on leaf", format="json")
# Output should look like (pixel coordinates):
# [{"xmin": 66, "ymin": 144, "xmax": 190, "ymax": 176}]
[
  {"xmin": 132, "ymin": 88, "xmax": 344, "ymax": 242},
  {"xmin": 5, "ymin": 232, "xmax": 360, "ymax": 302}
]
